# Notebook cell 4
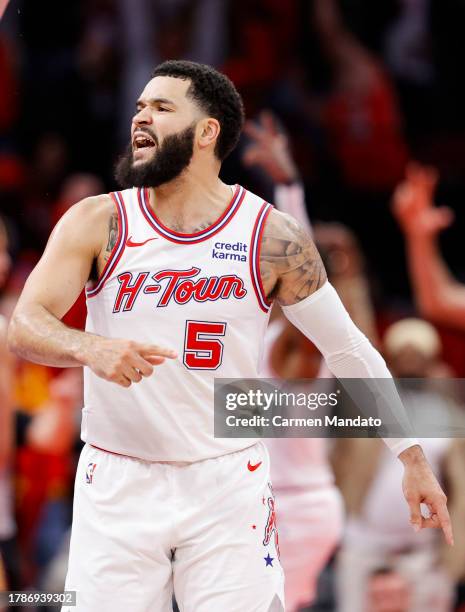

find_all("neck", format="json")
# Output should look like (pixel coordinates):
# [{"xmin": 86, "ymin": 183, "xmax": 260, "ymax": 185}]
[{"xmin": 147, "ymin": 165, "xmax": 232, "ymax": 233}]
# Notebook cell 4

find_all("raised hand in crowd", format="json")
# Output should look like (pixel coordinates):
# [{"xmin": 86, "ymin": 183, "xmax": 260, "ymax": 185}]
[
  {"xmin": 392, "ymin": 163, "xmax": 465, "ymax": 329},
  {"xmin": 243, "ymin": 110, "xmax": 311, "ymax": 235},
  {"xmin": 243, "ymin": 110, "xmax": 299, "ymax": 185},
  {"xmin": 393, "ymin": 163, "xmax": 453, "ymax": 238}
]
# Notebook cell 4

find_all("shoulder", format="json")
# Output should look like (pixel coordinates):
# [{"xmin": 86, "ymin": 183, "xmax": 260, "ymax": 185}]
[
  {"xmin": 262, "ymin": 208, "xmax": 303, "ymax": 239},
  {"xmin": 51, "ymin": 193, "xmax": 115, "ymax": 237},
  {"xmin": 261, "ymin": 208, "xmax": 316, "ymax": 264},
  {"xmin": 55, "ymin": 194, "xmax": 115, "ymax": 229},
  {"xmin": 47, "ymin": 194, "xmax": 116, "ymax": 258}
]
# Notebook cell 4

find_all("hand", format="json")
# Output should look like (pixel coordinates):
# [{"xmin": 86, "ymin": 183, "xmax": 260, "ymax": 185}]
[
  {"xmin": 399, "ymin": 444, "xmax": 454, "ymax": 545},
  {"xmin": 81, "ymin": 337, "xmax": 177, "ymax": 387},
  {"xmin": 243, "ymin": 111, "xmax": 299, "ymax": 184},
  {"xmin": 392, "ymin": 163, "xmax": 454, "ymax": 238}
]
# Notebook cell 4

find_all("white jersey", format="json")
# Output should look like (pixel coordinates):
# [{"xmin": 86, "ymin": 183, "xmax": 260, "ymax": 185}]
[{"xmin": 83, "ymin": 185, "xmax": 272, "ymax": 462}]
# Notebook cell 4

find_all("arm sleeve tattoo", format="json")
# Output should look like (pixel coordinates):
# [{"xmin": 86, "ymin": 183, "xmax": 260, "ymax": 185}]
[
  {"xmin": 104, "ymin": 213, "xmax": 119, "ymax": 264},
  {"xmin": 260, "ymin": 209, "xmax": 327, "ymax": 305}
]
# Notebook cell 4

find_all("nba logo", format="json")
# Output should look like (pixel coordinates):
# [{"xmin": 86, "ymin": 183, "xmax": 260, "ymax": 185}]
[
  {"xmin": 263, "ymin": 483, "xmax": 280, "ymax": 559},
  {"xmin": 86, "ymin": 462, "xmax": 97, "ymax": 484}
]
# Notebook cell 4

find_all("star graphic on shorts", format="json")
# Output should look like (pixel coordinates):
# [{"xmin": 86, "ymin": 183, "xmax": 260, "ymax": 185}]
[{"xmin": 264, "ymin": 553, "xmax": 274, "ymax": 567}]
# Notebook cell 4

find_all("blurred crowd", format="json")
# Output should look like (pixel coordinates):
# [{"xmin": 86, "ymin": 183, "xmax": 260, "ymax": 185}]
[{"xmin": 2, "ymin": 0, "xmax": 465, "ymax": 610}]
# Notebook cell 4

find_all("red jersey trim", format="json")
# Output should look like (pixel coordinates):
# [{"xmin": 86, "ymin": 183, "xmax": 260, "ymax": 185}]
[
  {"xmin": 86, "ymin": 191, "xmax": 128, "ymax": 298},
  {"xmin": 138, "ymin": 185, "xmax": 246, "ymax": 244},
  {"xmin": 90, "ymin": 444, "xmax": 135, "ymax": 459},
  {"xmin": 250, "ymin": 202, "xmax": 273, "ymax": 313}
]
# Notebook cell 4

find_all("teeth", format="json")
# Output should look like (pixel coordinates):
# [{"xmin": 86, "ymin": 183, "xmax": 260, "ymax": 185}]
[{"xmin": 134, "ymin": 135, "xmax": 154, "ymax": 149}]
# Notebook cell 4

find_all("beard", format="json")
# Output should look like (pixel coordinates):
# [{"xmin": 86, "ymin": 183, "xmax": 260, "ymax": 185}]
[{"xmin": 114, "ymin": 123, "xmax": 195, "ymax": 189}]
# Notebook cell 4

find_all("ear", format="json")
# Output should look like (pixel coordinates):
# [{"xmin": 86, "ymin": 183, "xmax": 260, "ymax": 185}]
[{"xmin": 197, "ymin": 118, "xmax": 220, "ymax": 151}]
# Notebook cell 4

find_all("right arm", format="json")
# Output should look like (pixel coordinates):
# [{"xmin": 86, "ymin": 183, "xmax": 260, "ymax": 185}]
[
  {"xmin": 8, "ymin": 195, "xmax": 176, "ymax": 387},
  {"xmin": 393, "ymin": 164, "xmax": 465, "ymax": 328},
  {"xmin": 9, "ymin": 195, "xmax": 114, "ymax": 367}
]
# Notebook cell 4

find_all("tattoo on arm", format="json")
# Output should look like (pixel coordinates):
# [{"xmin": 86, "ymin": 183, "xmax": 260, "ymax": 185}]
[
  {"xmin": 104, "ymin": 213, "xmax": 119, "ymax": 263},
  {"xmin": 260, "ymin": 210, "xmax": 327, "ymax": 305}
]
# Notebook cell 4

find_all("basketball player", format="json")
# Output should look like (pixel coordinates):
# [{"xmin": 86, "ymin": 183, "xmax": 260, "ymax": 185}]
[{"xmin": 8, "ymin": 61, "xmax": 452, "ymax": 612}]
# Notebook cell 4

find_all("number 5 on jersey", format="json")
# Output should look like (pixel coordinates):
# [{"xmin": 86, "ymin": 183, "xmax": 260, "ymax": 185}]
[{"xmin": 183, "ymin": 320, "xmax": 227, "ymax": 370}]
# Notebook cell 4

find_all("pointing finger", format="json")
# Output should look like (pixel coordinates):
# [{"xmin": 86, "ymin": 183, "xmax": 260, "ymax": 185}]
[
  {"xmin": 408, "ymin": 497, "xmax": 422, "ymax": 532},
  {"xmin": 145, "ymin": 356, "xmax": 166, "ymax": 366},
  {"xmin": 436, "ymin": 500, "xmax": 454, "ymax": 546},
  {"xmin": 138, "ymin": 344, "xmax": 177, "ymax": 359}
]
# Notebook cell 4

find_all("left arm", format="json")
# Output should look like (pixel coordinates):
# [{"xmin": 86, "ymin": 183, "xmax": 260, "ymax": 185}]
[
  {"xmin": 260, "ymin": 209, "xmax": 411, "ymax": 452},
  {"xmin": 260, "ymin": 209, "xmax": 453, "ymax": 544}
]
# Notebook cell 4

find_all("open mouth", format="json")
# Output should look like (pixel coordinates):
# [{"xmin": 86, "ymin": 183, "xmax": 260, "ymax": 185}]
[{"xmin": 133, "ymin": 132, "xmax": 157, "ymax": 155}]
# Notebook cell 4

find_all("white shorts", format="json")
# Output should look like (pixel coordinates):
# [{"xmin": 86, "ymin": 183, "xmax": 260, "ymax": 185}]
[{"xmin": 62, "ymin": 442, "xmax": 284, "ymax": 612}]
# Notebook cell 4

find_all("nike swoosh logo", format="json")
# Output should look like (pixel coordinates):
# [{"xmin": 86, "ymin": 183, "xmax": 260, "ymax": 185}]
[
  {"xmin": 247, "ymin": 460, "xmax": 262, "ymax": 472},
  {"xmin": 126, "ymin": 236, "xmax": 158, "ymax": 247}
]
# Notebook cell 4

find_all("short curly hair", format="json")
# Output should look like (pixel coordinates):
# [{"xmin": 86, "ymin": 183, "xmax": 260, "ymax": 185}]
[{"xmin": 151, "ymin": 60, "xmax": 245, "ymax": 161}]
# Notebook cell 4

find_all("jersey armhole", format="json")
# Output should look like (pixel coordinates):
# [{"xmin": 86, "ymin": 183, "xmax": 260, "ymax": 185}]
[
  {"xmin": 249, "ymin": 202, "xmax": 273, "ymax": 313},
  {"xmin": 86, "ymin": 191, "xmax": 128, "ymax": 298}
]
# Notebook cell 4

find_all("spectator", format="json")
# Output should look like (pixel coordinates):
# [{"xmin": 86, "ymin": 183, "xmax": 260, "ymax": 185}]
[
  {"xmin": 311, "ymin": 0, "xmax": 409, "ymax": 192},
  {"xmin": 383, "ymin": 317, "xmax": 445, "ymax": 379},
  {"xmin": 297, "ymin": 0, "xmax": 412, "ymax": 299},
  {"xmin": 0, "ymin": 230, "xmax": 80, "ymax": 589},
  {"xmin": 366, "ymin": 568, "xmax": 412, "ymax": 612},
  {"xmin": 223, "ymin": 0, "xmax": 298, "ymax": 113},
  {"xmin": 336, "ymin": 318, "xmax": 459, "ymax": 612},
  {"xmin": 117, "ymin": 0, "xmax": 229, "ymax": 142},
  {"xmin": 51, "ymin": 173, "xmax": 104, "ymax": 230},
  {"xmin": 392, "ymin": 163, "xmax": 465, "ymax": 329}
]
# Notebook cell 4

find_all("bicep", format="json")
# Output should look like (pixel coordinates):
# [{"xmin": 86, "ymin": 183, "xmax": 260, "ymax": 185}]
[{"xmin": 260, "ymin": 209, "xmax": 327, "ymax": 306}]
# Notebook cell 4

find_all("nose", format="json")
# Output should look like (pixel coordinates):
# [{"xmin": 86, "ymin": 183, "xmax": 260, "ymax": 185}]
[{"xmin": 133, "ymin": 106, "xmax": 152, "ymax": 127}]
